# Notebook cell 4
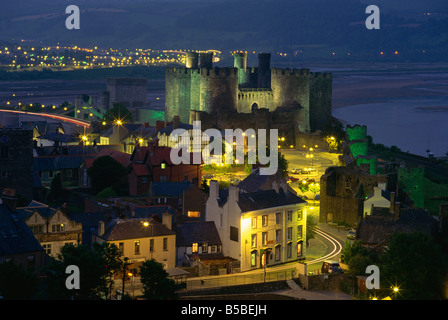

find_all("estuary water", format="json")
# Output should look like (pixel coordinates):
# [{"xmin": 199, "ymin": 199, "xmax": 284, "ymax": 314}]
[{"xmin": 331, "ymin": 68, "xmax": 448, "ymax": 157}]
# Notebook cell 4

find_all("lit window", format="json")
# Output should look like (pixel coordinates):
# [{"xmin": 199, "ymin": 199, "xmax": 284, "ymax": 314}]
[
  {"xmin": 192, "ymin": 243, "xmax": 198, "ymax": 253},
  {"xmin": 161, "ymin": 163, "xmax": 166, "ymax": 169},
  {"xmin": 134, "ymin": 240, "xmax": 140, "ymax": 254},
  {"xmin": 188, "ymin": 211, "xmax": 200, "ymax": 218}
]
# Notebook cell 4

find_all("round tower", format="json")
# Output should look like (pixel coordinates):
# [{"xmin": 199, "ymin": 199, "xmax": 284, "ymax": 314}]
[{"xmin": 186, "ymin": 52, "xmax": 199, "ymax": 69}]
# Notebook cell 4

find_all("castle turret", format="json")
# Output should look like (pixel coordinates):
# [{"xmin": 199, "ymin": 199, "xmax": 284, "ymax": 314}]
[
  {"xmin": 186, "ymin": 52, "xmax": 199, "ymax": 69},
  {"xmin": 258, "ymin": 53, "xmax": 271, "ymax": 88},
  {"xmin": 199, "ymin": 52, "xmax": 213, "ymax": 69}
]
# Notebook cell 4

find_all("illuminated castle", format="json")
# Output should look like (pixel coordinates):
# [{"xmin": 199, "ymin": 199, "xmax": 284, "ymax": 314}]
[{"xmin": 165, "ymin": 52, "xmax": 333, "ymax": 139}]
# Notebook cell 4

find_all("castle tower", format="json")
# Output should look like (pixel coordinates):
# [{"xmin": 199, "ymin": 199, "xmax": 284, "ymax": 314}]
[
  {"xmin": 186, "ymin": 52, "xmax": 199, "ymax": 69},
  {"xmin": 199, "ymin": 67, "xmax": 239, "ymax": 115},
  {"xmin": 257, "ymin": 53, "xmax": 271, "ymax": 88},
  {"xmin": 270, "ymin": 68, "xmax": 311, "ymax": 132},
  {"xmin": 199, "ymin": 52, "xmax": 213, "ymax": 69},
  {"xmin": 309, "ymin": 72, "xmax": 333, "ymax": 132}
]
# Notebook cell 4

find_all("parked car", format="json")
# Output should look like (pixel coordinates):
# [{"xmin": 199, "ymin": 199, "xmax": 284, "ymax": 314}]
[
  {"xmin": 347, "ymin": 229, "xmax": 356, "ymax": 240},
  {"xmin": 321, "ymin": 260, "xmax": 344, "ymax": 274}
]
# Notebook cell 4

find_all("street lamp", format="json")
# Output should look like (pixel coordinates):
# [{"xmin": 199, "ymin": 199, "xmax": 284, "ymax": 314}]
[{"xmin": 128, "ymin": 272, "xmax": 135, "ymax": 299}]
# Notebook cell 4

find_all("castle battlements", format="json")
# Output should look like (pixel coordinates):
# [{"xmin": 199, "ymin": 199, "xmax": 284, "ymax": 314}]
[
  {"xmin": 200, "ymin": 67, "xmax": 238, "ymax": 77},
  {"xmin": 271, "ymin": 68, "xmax": 310, "ymax": 76}
]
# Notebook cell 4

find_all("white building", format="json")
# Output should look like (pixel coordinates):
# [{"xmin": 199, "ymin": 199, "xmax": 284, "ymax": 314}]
[
  {"xmin": 206, "ymin": 180, "xmax": 307, "ymax": 272},
  {"xmin": 363, "ymin": 184, "xmax": 392, "ymax": 217}
]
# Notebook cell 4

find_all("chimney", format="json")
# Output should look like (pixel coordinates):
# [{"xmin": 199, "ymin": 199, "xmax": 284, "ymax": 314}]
[
  {"xmin": 209, "ymin": 180, "xmax": 219, "ymax": 200},
  {"xmin": 229, "ymin": 184, "xmax": 239, "ymax": 204},
  {"xmin": 373, "ymin": 186, "xmax": 381, "ymax": 198},
  {"xmin": 98, "ymin": 221, "xmax": 105, "ymax": 236},
  {"xmin": 173, "ymin": 116, "xmax": 180, "ymax": 130},
  {"xmin": 389, "ymin": 192, "xmax": 396, "ymax": 214},
  {"xmin": 162, "ymin": 211, "xmax": 172, "ymax": 230},
  {"xmin": 394, "ymin": 202, "xmax": 401, "ymax": 221},
  {"xmin": 1, "ymin": 188, "xmax": 17, "ymax": 212}
]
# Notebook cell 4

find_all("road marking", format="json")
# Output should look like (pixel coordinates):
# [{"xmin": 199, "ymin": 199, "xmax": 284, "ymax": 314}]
[{"xmin": 306, "ymin": 227, "xmax": 343, "ymax": 265}]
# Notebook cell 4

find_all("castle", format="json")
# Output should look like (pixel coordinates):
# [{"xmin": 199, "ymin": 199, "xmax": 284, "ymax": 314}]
[{"xmin": 165, "ymin": 52, "xmax": 333, "ymax": 142}]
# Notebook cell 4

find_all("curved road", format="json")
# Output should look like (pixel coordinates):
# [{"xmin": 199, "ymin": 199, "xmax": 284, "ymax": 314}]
[{"xmin": 305, "ymin": 226, "xmax": 345, "ymax": 274}]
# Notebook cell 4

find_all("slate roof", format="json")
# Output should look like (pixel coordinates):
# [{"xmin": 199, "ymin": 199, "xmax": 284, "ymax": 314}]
[
  {"xmin": 365, "ymin": 188, "xmax": 391, "ymax": 201},
  {"xmin": 150, "ymin": 181, "xmax": 192, "ymax": 197},
  {"xmin": 33, "ymin": 155, "xmax": 86, "ymax": 171},
  {"xmin": 158, "ymin": 123, "xmax": 193, "ymax": 135},
  {"xmin": 357, "ymin": 209, "xmax": 438, "ymax": 245},
  {"xmin": 37, "ymin": 131, "xmax": 78, "ymax": 143},
  {"xmin": 238, "ymin": 167, "xmax": 271, "ymax": 193},
  {"xmin": 16, "ymin": 201, "xmax": 57, "ymax": 220},
  {"xmin": 176, "ymin": 221, "xmax": 221, "ymax": 247},
  {"xmin": 132, "ymin": 205, "xmax": 178, "ymax": 221},
  {"xmin": 0, "ymin": 204, "xmax": 44, "ymax": 256},
  {"xmin": 99, "ymin": 218, "xmax": 175, "ymax": 241},
  {"xmin": 238, "ymin": 190, "xmax": 306, "ymax": 213}
]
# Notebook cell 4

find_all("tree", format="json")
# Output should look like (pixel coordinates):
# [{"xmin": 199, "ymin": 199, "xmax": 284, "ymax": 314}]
[
  {"xmin": 48, "ymin": 172, "xmax": 63, "ymax": 203},
  {"xmin": 306, "ymin": 214, "xmax": 317, "ymax": 247},
  {"xmin": 278, "ymin": 152, "xmax": 288, "ymax": 178},
  {"xmin": 92, "ymin": 242, "xmax": 124, "ymax": 299},
  {"xmin": 139, "ymin": 259, "xmax": 179, "ymax": 300},
  {"xmin": 97, "ymin": 187, "xmax": 117, "ymax": 198},
  {"xmin": 43, "ymin": 244, "xmax": 108, "ymax": 300},
  {"xmin": 103, "ymin": 103, "xmax": 133, "ymax": 123},
  {"xmin": 379, "ymin": 232, "xmax": 448, "ymax": 300},
  {"xmin": 87, "ymin": 155, "xmax": 128, "ymax": 193},
  {"xmin": 0, "ymin": 260, "xmax": 39, "ymax": 299}
]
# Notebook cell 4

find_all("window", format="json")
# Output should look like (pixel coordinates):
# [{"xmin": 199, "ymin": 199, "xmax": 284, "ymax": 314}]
[
  {"xmin": 287, "ymin": 227, "xmax": 292, "ymax": 241},
  {"xmin": 275, "ymin": 246, "xmax": 281, "ymax": 261},
  {"xmin": 262, "ymin": 232, "xmax": 267, "ymax": 246},
  {"xmin": 276, "ymin": 212, "xmax": 281, "ymax": 224},
  {"xmin": 161, "ymin": 162, "xmax": 166, "ymax": 169},
  {"xmin": 119, "ymin": 242, "xmax": 124, "ymax": 255},
  {"xmin": 297, "ymin": 209, "xmax": 303, "ymax": 220},
  {"xmin": 31, "ymin": 225, "xmax": 44, "ymax": 234},
  {"xmin": 163, "ymin": 237, "xmax": 168, "ymax": 251},
  {"xmin": 262, "ymin": 215, "xmax": 268, "ymax": 227},
  {"xmin": 192, "ymin": 243, "xmax": 198, "ymax": 253},
  {"xmin": 150, "ymin": 239, "xmax": 154, "ymax": 252},
  {"xmin": 287, "ymin": 210, "xmax": 292, "ymax": 222},
  {"xmin": 297, "ymin": 241, "xmax": 303, "ymax": 256},
  {"xmin": 276, "ymin": 229, "xmax": 281, "ymax": 243},
  {"xmin": 142, "ymin": 177, "xmax": 148, "ymax": 184},
  {"xmin": 211, "ymin": 245, "xmax": 216, "ymax": 253},
  {"xmin": 134, "ymin": 241, "xmax": 140, "ymax": 254},
  {"xmin": 188, "ymin": 211, "xmax": 200, "ymax": 218},
  {"xmin": 52, "ymin": 224, "xmax": 65, "ymax": 232},
  {"xmin": 287, "ymin": 243, "xmax": 292, "ymax": 258},
  {"xmin": 297, "ymin": 225, "xmax": 303, "ymax": 239},
  {"xmin": 251, "ymin": 217, "xmax": 257, "ymax": 228},
  {"xmin": 230, "ymin": 226, "xmax": 238, "ymax": 242},
  {"xmin": 49, "ymin": 170, "xmax": 54, "ymax": 178},
  {"xmin": 160, "ymin": 175, "xmax": 167, "ymax": 182},
  {"xmin": 202, "ymin": 243, "xmax": 208, "ymax": 253},
  {"xmin": 251, "ymin": 252, "xmax": 257, "ymax": 267},
  {"xmin": 43, "ymin": 243, "xmax": 52, "ymax": 255},
  {"xmin": 251, "ymin": 234, "xmax": 257, "ymax": 248}
]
